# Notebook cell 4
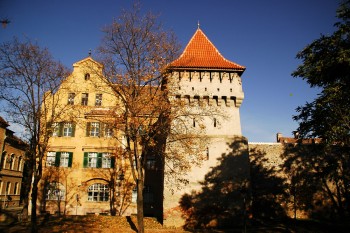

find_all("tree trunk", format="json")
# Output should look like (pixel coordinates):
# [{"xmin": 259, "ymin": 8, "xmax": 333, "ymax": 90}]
[
  {"xmin": 31, "ymin": 178, "xmax": 38, "ymax": 233},
  {"xmin": 136, "ymin": 179, "xmax": 144, "ymax": 233}
]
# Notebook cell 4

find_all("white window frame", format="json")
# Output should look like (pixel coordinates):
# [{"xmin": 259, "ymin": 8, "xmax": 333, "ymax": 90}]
[
  {"xmin": 90, "ymin": 122, "xmax": 100, "ymax": 137},
  {"xmin": 46, "ymin": 152, "xmax": 56, "ymax": 167},
  {"xmin": 88, "ymin": 152, "xmax": 98, "ymax": 168},
  {"xmin": 87, "ymin": 183, "xmax": 109, "ymax": 202},
  {"xmin": 60, "ymin": 152, "xmax": 70, "ymax": 167},
  {"xmin": 63, "ymin": 123, "xmax": 73, "ymax": 137},
  {"xmin": 102, "ymin": 153, "xmax": 111, "ymax": 168}
]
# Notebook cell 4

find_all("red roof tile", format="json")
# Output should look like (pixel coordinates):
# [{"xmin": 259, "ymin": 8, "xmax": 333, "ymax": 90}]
[{"xmin": 170, "ymin": 28, "xmax": 245, "ymax": 71}]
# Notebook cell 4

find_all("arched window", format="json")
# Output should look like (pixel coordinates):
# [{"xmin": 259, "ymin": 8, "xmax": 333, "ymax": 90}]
[
  {"xmin": 14, "ymin": 182, "xmax": 19, "ymax": 195},
  {"xmin": 10, "ymin": 154, "xmax": 15, "ymax": 170},
  {"xmin": 6, "ymin": 182, "xmax": 11, "ymax": 195},
  {"xmin": 45, "ymin": 182, "xmax": 65, "ymax": 200},
  {"xmin": 88, "ymin": 183, "xmax": 109, "ymax": 202},
  {"xmin": 17, "ymin": 157, "xmax": 22, "ymax": 171}
]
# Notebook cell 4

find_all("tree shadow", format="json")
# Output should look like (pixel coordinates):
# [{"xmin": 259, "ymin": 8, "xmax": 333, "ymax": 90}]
[
  {"xmin": 126, "ymin": 215, "xmax": 138, "ymax": 232},
  {"xmin": 249, "ymin": 147, "xmax": 289, "ymax": 221},
  {"xmin": 281, "ymin": 143, "xmax": 350, "ymax": 221},
  {"xmin": 179, "ymin": 137, "xmax": 251, "ymax": 230}
]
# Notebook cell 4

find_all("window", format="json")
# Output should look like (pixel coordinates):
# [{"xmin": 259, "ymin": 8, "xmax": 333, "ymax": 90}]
[
  {"xmin": 84, "ymin": 152, "xmax": 114, "ymax": 168},
  {"xmin": 102, "ymin": 153, "xmax": 111, "ymax": 168},
  {"xmin": 63, "ymin": 123, "xmax": 74, "ymax": 137},
  {"xmin": 60, "ymin": 152, "xmax": 70, "ymax": 167},
  {"xmin": 52, "ymin": 122, "xmax": 75, "ymax": 137},
  {"xmin": 104, "ymin": 124, "xmax": 113, "ymax": 138},
  {"xmin": 46, "ymin": 152, "xmax": 73, "ymax": 167},
  {"xmin": 46, "ymin": 182, "xmax": 65, "ymax": 200},
  {"xmin": 91, "ymin": 122, "xmax": 100, "ymax": 137},
  {"xmin": 214, "ymin": 118, "xmax": 217, "ymax": 127},
  {"xmin": 86, "ymin": 122, "xmax": 100, "ymax": 137},
  {"xmin": 88, "ymin": 152, "xmax": 98, "ymax": 168},
  {"xmin": 81, "ymin": 93, "xmax": 89, "ymax": 106},
  {"xmin": 14, "ymin": 182, "xmax": 18, "ymax": 195},
  {"xmin": 6, "ymin": 182, "xmax": 11, "ymax": 195},
  {"xmin": 5, "ymin": 182, "xmax": 11, "ymax": 194},
  {"xmin": 68, "ymin": 93, "xmax": 75, "ymax": 105},
  {"xmin": 10, "ymin": 155, "xmax": 15, "ymax": 170},
  {"xmin": 84, "ymin": 73, "xmax": 90, "ymax": 80},
  {"xmin": 95, "ymin": 94, "xmax": 102, "ymax": 106},
  {"xmin": 17, "ymin": 157, "xmax": 22, "ymax": 171},
  {"xmin": 52, "ymin": 122, "xmax": 60, "ymax": 136},
  {"xmin": 46, "ymin": 152, "xmax": 56, "ymax": 166},
  {"xmin": 146, "ymin": 156, "xmax": 156, "ymax": 170},
  {"xmin": 88, "ymin": 183, "xmax": 109, "ymax": 202}
]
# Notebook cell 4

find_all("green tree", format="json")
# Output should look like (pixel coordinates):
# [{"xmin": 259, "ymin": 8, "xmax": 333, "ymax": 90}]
[{"xmin": 291, "ymin": 0, "xmax": 350, "ymax": 218}]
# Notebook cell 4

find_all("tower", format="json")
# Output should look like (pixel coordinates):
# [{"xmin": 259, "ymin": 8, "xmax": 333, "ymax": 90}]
[{"xmin": 163, "ymin": 27, "xmax": 250, "ymax": 227}]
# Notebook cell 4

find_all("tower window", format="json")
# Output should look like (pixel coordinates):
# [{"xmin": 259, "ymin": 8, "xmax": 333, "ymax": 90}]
[
  {"xmin": 193, "ymin": 118, "xmax": 196, "ymax": 127},
  {"xmin": 84, "ymin": 73, "xmax": 90, "ymax": 80},
  {"xmin": 214, "ymin": 118, "xmax": 217, "ymax": 127}
]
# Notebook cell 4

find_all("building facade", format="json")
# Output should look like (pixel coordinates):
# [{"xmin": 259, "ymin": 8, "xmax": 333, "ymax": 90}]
[
  {"xmin": 0, "ymin": 116, "xmax": 27, "ymax": 208},
  {"xmin": 38, "ymin": 27, "xmax": 250, "ymax": 227}
]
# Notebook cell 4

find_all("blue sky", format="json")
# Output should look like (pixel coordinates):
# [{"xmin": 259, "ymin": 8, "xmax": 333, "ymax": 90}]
[{"xmin": 0, "ymin": 0, "xmax": 340, "ymax": 142}]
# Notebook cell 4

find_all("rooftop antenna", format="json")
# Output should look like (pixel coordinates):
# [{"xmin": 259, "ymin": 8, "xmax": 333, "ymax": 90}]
[
  {"xmin": 197, "ymin": 20, "xmax": 200, "ymax": 29},
  {"xmin": 88, "ymin": 49, "xmax": 92, "ymax": 57}
]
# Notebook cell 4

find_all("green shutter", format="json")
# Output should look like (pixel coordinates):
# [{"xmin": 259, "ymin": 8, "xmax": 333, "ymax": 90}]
[
  {"xmin": 111, "ymin": 157, "xmax": 115, "ymax": 169},
  {"xmin": 97, "ymin": 153, "xmax": 102, "ymax": 168},
  {"xmin": 55, "ymin": 152, "xmax": 61, "ymax": 167},
  {"xmin": 68, "ymin": 152, "xmax": 73, "ymax": 167},
  {"xmin": 86, "ymin": 122, "xmax": 91, "ymax": 137},
  {"xmin": 83, "ymin": 152, "xmax": 88, "ymax": 168},
  {"xmin": 71, "ymin": 123, "xmax": 76, "ymax": 137}
]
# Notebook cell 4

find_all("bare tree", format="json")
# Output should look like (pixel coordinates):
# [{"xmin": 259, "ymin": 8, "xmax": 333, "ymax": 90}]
[
  {"xmin": 97, "ymin": 3, "xmax": 222, "ymax": 232},
  {"xmin": 0, "ymin": 37, "xmax": 69, "ymax": 233}
]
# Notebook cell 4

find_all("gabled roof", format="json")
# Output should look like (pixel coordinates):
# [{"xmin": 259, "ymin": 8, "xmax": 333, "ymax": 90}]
[
  {"xmin": 169, "ymin": 28, "xmax": 245, "ymax": 71},
  {"xmin": 73, "ymin": 56, "xmax": 103, "ymax": 69}
]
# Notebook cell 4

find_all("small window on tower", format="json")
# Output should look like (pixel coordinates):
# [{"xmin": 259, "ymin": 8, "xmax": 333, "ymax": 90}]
[{"xmin": 85, "ymin": 73, "xmax": 90, "ymax": 80}]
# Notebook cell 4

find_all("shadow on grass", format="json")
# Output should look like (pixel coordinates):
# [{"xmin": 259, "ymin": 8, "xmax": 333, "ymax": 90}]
[{"xmin": 126, "ymin": 215, "xmax": 138, "ymax": 232}]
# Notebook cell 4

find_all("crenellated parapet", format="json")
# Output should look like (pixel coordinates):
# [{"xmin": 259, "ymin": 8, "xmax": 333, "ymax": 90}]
[
  {"xmin": 173, "ymin": 94, "xmax": 244, "ymax": 108},
  {"xmin": 169, "ymin": 70, "xmax": 244, "ymax": 107}
]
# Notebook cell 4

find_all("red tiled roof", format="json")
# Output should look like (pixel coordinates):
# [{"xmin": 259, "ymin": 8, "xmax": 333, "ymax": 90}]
[{"xmin": 170, "ymin": 28, "xmax": 245, "ymax": 71}]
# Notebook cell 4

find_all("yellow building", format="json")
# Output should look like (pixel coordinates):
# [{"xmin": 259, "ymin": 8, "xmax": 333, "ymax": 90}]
[
  {"xmin": 39, "ymin": 57, "xmax": 136, "ymax": 216},
  {"xmin": 0, "ymin": 116, "xmax": 27, "ymax": 208}
]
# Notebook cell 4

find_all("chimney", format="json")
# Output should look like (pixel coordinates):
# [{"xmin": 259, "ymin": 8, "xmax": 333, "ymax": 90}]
[{"xmin": 276, "ymin": 133, "xmax": 282, "ymax": 142}]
